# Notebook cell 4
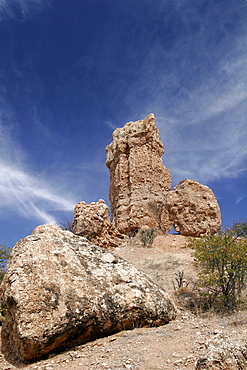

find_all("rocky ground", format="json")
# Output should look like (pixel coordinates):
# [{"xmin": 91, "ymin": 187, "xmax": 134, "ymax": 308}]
[{"xmin": 1, "ymin": 235, "xmax": 246, "ymax": 370}]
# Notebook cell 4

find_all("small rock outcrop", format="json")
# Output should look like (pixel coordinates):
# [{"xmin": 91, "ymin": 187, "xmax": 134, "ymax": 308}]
[
  {"xmin": 72, "ymin": 199, "xmax": 128, "ymax": 248},
  {"xmin": 0, "ymin": 224, "xmax": 176, "ymax": 362},
  {"xmin": 196, "ymin": 339, "xmax": 247, "ymax": 369},
  {"xmin": 167, "ymin": 179, "xmax": 222, "ymax": 236},
  {"xmin": 106, "ymin": 114, "xmax": 172, "ymax": 234},
  {"xmin": 106, "ymin": 114, "xmax": 221, "ymax": 237}
]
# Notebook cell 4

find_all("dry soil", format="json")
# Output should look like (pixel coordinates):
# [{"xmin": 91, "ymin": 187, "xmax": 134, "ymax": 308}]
[{"xmin": 0, "ymin": 235, "xmax": 246, "ymax": 370}]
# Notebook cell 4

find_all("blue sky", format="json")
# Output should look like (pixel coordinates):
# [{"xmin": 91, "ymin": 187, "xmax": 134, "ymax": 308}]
[{"xmin": 0, "ymin": 0, "xmax": 247, "ymax": 248}]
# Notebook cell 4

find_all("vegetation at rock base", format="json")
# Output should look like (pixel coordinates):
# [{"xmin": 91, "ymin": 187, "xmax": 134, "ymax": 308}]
[
  {"xmin": 231, "ymin": 219, "xmax": 247, "ymax": 237},
  {"xmin": 186, "ymin": 226, "xmax": 247, "ymax": 310},
  {"xmin": 0, "ymin": 245, "xmax": 11, "ymax": 282},
  {"xmin": 59, "ymin": 220, "xmax": 73, "ymax": 232},
  {"xmin": 139, "ymin": 228, "xmax": 158, "ymax": 248},
  {"xmin": 173, "ymin": 270, "xmax": 190, "ymax": 290}
]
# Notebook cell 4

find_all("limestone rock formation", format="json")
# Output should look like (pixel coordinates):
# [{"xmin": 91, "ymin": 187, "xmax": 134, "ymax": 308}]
[
  {"xmin": 72, "ymin": 199, "xmax": 128, "ymax": 248},
  {"xmin": 0, "ymin": 224, "xmax": 176, "ymax": 362},
  {"xmin": 167, "ymin": 179, "xmax": 222, "ymax": 236},
  {"xmin": 106, "ymin": 114, "xmax": 221, "ymax": 237},
  {"xmin": 196, "ymin": 339, "xmax": 247, "ymax": 369},
  {"xmin": 106, "ymin": 114, "xmax": 172, "ymax": 234}
]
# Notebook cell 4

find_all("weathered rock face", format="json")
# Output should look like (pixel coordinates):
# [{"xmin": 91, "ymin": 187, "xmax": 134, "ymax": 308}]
[
  {"xmin": 0, "ymin": 224, "xmax": 176, "ymax": 362},
  {"xmin": 72, "ymin": 199, "xmax": 128, "ymax": 248},
  {"xmin": 196, "ymin": 339, "xmax": 247, "ymax": 369},
  {"xmin": 106, "ymin": 114, "xmax": 221, "ymax": 237},
  {"xmin": 106, "ymin": 114, "xmax": 172, "ymax": 234},
  {"xmin": 167, "ymin": 179, "xmax": 222, "ymax": 236}
]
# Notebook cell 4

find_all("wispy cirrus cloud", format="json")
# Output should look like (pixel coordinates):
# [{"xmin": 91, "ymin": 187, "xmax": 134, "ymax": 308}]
[
  {"xmin": 139, "ymin": 4, "xmax": 247, "ymax": 187},
  {"xmin": 0, "ymin": 161, "xmax": 75, "ymax": 224},
  {"xmin": 0, "ymin": 120, "xmax": 75, "ymax": 224},
  {"xmin": 103, "ymin": 120, "xmax": 117, "ymax": 131},
  {"xmin": 156, "ymin": 88, "xmax": 247, "ymax": 186},
  {"xmin": 0, "ymin": 0, "xmax": 50, "ymax": 20}
]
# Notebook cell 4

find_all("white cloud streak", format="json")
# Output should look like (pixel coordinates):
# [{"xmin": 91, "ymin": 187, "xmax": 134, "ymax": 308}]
[
  {"xmin": 0, "ymin": 160, "xmax": 75, "ymax": 223},
  {"xmin": 103, "ymin": 120, "xmax": 117, "ymax": 131},
  {"xmin": 235, "ymin": 194, "xmax": 245, "ymax": 205},
  {"xmin": 0, "ymin": 0, "xmax": 50, "ymax": 20},
  {"xmin": 144, "ymin": 12, "xmax": 247, "ymax": 187},
  {"xmin": 157, "ymin": 93, "xmax": 247, "ymax": 186},
  {"xmin": 0, "ymin": 122, "xmax": 75, "ymax": 224}
]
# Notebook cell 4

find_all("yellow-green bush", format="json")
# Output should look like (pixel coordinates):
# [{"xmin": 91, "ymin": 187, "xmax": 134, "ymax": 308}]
[{"xmin": 187, "ymin": 228, "xmax": 247, "ymax": 310}]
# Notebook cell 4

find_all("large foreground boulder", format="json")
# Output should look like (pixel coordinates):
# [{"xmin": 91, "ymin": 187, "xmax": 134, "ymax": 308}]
[{"xmin": 0, "ymin": 224, "xmax": 176, "ymax": 362}]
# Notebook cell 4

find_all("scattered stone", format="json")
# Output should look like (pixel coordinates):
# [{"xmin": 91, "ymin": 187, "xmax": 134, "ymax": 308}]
[
  {"xmin": 0, "ymin": 224, "xmax": 176, "ymax": 362},
  {"xmin": 109, "ymin": 337, "xmax": 117, "ymax": 342},
  {"xmin": 196, "ymin": 339, "xmax": 247, "ymax": 369},
  {"xmin": 174, "ymin": 358, "xmax": 183, "ymax": 364},
  {"xmin": 213, "ymin": 329, "xmax": 222, "ymax": 335}
]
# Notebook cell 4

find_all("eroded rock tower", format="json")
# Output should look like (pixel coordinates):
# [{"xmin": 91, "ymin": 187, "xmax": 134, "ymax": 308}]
[
  {"xmin": 105, "ymin": 114, "xmax": 221, "ymax": 236},
  {"xmin": 106, "ymin": 114, "xmax": 172, "ymax": 234}
]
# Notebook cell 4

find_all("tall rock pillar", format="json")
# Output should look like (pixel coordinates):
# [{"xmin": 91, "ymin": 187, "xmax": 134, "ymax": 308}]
[{"xmin": 106, "ymin": 114, "xmax": 172, "ymax": 234}]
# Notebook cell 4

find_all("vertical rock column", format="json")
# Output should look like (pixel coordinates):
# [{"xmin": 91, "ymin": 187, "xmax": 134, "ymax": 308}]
[{"xmin": 106, "ymin": 114, "xmax": 172, "ymax": 234}]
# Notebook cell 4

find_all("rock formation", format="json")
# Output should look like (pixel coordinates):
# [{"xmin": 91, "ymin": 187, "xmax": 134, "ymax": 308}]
[
  {"xmin": 0, "ymin": 224, "xmax": 176, "ymax": 362},
  {"xmin": 105, "ymin": 114, "xmax": 221, "ymax": 237},
  {"xmin": 167, "ymin": 179, "xmax": 222, "ymax": 236},
  {"xmin": 196, "ymin": 338, "xmax": 247, "ymax": 369},
  {"xmin": 72, "ymin": 199, "xmax": 128, "ymax": 248},
  {"xmin": 105, "ymin": 113, "xmax": 172, "ymax": 234}
]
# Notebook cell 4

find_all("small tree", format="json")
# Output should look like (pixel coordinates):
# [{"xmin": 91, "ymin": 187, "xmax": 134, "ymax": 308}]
[
  {"xmin": 0, "ymin": 245, "xmax": 11, "ymax": 282},
  {"xmin": 139, "ymin": 228, "xmax": 157, "ymax": 248},
  {"xmin": 231, "ymin": 220, "xmax": 247, "ymax": 237},
  {"xmin": 187, "ymin": 228, "xmax": 247, "ymax": 310}
]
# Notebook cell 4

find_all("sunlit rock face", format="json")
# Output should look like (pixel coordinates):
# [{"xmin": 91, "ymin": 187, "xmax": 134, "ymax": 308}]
[
  {"xmin": 106, "ymin": 114, "xmax": 221, "ymax": 237},
  {"xmin": 106, "ymin": 114, "xmax": 172, "ymax": 234},
  {"xmin": 167, "ymin": 179, "xmax": 222, "ymax": 237},
  {"xmin": 0, "ymin": 224, "xmax": 176, "ymax": 362},
  {"xmin": 196, "ymin": 338, "xmax": 247, "ymax": 370},
  {"xmin": 72, "ymin": 199, "xmax": 128, "ymax": 248}
]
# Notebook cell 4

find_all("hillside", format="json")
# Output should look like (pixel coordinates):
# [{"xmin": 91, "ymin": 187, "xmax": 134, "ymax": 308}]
[{"xmin": 0, "ymin": 235, "xmax": 246, "ymax": 369}]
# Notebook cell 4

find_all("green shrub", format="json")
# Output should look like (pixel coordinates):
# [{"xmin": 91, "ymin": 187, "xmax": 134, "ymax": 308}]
[
  {"xmin": 139, "ymin": 228, "xmax": 157, "ymax": 248},
  {"xmin": 0, "ymin": 245, "xmax": 11, "ymax": 282},
  {"xmin": 231, "ymin": 220, "xmax": 247, "ymax": 237},
  {"xmin": 186, "ymin": 228, "xmax": 247, "ymax": 310}
]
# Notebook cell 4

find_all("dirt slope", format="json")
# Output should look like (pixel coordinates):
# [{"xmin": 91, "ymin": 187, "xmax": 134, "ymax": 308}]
[{"xmin": 1, "ymin": 235, "xmax": 246, "ymax": 370}]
